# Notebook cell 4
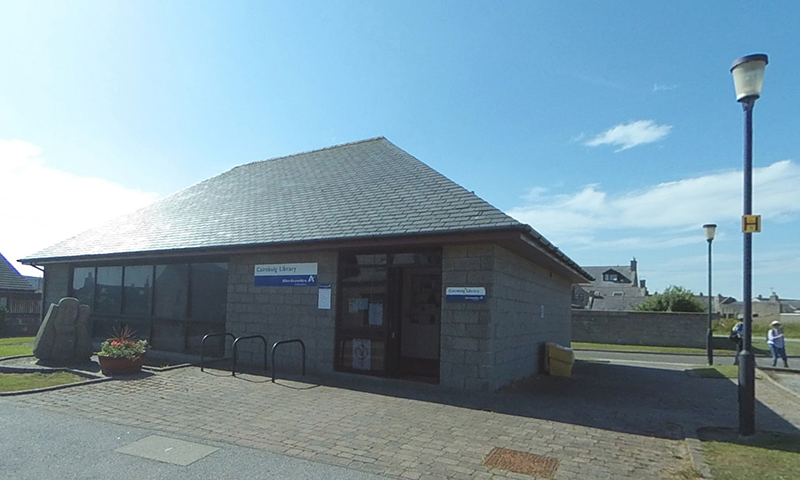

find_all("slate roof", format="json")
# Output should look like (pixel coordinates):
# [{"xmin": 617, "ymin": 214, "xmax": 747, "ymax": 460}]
[
  {"xmin": 23, "ymin": 137, "xmax": 588, "ymax": 279},
  {"xmin": 0, "ymin": 252, "xmax": 35, "ymax": 292},
  {"xmin": 581, "ymin": 266, "xmax": 636, "ymax": 285}
]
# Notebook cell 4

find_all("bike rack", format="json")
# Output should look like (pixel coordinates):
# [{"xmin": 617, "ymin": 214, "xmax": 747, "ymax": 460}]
[
  {"xmin": 271, "ymin": 339, "xmax": 306, "ymax": 383},
  {"xmin": 232, "ymin": 335, "xmax": 268, "ymax": 377},
  {"xmin": 200, "ymin": 333, "xmax": 236, "ymax": 372}
]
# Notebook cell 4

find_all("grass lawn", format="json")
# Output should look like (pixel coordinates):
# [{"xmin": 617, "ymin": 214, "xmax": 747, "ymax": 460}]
[
  {"xmin": 699, "ymin": 427, "xmax": 800, "ymax": 480},
  {"xmin": 573, "ymin": 338, "xmax": 800, "ymax": 356},
  {"xmin": 687, "ymin": 365, "xmax": 765, "ymax": 379},
  {"xmin": 573, "ymin": 342, "xmax": 707, "ymax": 355},
  {"xmin": 0, "ymin": 336, "xmax": 35, "ymax": 357},
  {"xmin": 0, "ymin": 371, "xmax": 87, "ymax": 393},
  {"xmin": 0, "ymin": 337, "xmax": 88, "ymax": 392}
]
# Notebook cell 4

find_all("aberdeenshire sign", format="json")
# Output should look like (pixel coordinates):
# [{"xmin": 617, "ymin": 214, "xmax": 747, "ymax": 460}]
[{"xmin": 254, "ymin": 263, "xmax": 318, "ymax": 287}]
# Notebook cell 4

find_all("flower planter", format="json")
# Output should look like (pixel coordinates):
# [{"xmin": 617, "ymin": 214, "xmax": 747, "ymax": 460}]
[{"xmin": 98, "ymin": 355, "xmax": 145, "ymax": 376}]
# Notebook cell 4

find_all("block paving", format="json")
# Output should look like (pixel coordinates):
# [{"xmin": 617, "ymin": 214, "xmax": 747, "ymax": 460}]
[{"xmin": 5, "ymin": 360, "xmax": 800, "ymax": 480}]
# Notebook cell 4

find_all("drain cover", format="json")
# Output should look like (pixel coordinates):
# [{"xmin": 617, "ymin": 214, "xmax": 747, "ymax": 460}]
[
  {"xmin": 115, "ymin": 435, "xmax": 219, "ymax": 466},
  {"xmin": 483, "ymin": 447, "xmax": 560, "ymax": 478}
]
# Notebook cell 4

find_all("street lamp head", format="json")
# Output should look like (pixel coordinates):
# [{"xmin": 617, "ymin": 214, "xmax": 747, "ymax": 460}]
[
  {"xmin": 703, "ymin": 223, "xmax": 717, "ymax": 242},
  {"xmin": 731, "ymin": 53, "xmax": 768, "ymax": 102}
]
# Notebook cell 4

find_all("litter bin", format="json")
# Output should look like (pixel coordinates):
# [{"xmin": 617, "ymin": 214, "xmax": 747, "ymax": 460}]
[{"xmin": 546, "ymin": 342, "xmax": 575, "ymax": 378}]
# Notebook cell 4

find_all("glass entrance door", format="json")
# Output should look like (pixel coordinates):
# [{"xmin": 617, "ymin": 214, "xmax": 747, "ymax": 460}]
[
  {"xmin": 336, "ymin": 253, "xmax": 390, "ymax": 375},
  {"xmin": 398, "ymin": 268, "xmax": 441, "ymax": 379},
  {"xmin": 335, "ymin": 250, "xmax": 442, "ymax": 378}
]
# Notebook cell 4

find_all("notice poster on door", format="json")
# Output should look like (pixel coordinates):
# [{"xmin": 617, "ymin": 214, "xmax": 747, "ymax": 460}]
[
  {"xmin": 317, "ymin": 285, "xmax": 332, "ymax": 310},
  {"xmin": 368, "ymin": 302, "xmax": 383, "ymax": 326},
  {"xmin": 352, "ymin": 339, "xmax": 371, "ymax": 370}
]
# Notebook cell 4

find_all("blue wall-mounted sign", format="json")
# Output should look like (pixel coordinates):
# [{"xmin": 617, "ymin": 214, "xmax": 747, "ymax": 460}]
[
  {"xmin": 254, "ymin": 263, "xmax": 318, "ymax": 287},
  {"xmin": 446, "ymin": 287, "xmax": 486, "ymax": 302}
]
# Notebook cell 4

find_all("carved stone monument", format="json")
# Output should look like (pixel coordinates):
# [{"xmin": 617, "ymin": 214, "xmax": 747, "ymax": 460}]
[{"xmin": 33, "ymin": 297, "xmax": 93, "ymax": 364}]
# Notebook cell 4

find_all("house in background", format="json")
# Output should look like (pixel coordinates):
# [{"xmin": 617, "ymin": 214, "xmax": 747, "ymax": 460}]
[
  {"xmin": 0, "ymin": 252, "xmax": 42, "ymax": 336},
  {"xmin": 21, "ymin": 137, "xmax": 590, "ymax": 391},
  {"xmin": 714, "ymin": 292, "xmax": 800, "ymax": 324},
  {"xmin": 572, "ymin": 258, "xmax": 648, "ymax": 311},
  {"xmin": 24, "ymin": 276, "xmax": 44, "ymax": 292}
]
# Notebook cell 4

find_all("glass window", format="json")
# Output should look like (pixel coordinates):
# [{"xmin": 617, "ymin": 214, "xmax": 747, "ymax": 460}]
[
  {"xmin": 189, "ymin": 263, "xmax": 228, "ymax": 324},
  {"xmin": 154, "ymin": 264, "xmax": 188, "ymax": 320},
  {"xmin": 72, "ymin": 267, "xmax": 95, "ymax": 308},
  {"xmin": 123, "ymin": 266, "xmax": 153, "ymax": 317},
  {"xmin": 95, "ymin": 267, "xmax": 123, "ymax": 315}
]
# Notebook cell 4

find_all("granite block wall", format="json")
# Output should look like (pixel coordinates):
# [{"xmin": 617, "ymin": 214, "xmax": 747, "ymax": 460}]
[
  {"xmin": 491, "ymin": 245, "xmax": 572, "ymax": 390},
  {"xmin": 441, "ymin": 243, "xmax": 573, "ymax": 391},
  {"xmin": 43, "ymin": 264, "xmax": 70, "ymax": 308},
  {"xmin": 226, "ymin": 251, "xmax": 338, "ymax": 374},
  {"xmin": 441, "ymin": 244, "xmax": 495, "ymax": 390}
]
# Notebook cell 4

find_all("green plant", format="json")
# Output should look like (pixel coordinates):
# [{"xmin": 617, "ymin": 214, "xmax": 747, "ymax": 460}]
[
  {"xmin": 635, "ymin": 285, "xmax": 704, "ymax": 312},
  {"xmin": 98, "ymin": 326, "xmax": 148, "ymax": 360}
]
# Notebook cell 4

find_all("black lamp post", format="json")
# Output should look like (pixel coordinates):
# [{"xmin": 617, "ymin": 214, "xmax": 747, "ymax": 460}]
[
  {"xmin": 731, "ymin": 53, "xmax": 768, "ymax": 436},
  {"xmin": 703, "ymin": 223, "xmax": 716, "ymax": 366}
]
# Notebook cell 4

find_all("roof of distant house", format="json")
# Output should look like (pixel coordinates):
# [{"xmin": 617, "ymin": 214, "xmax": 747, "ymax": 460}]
[
  {"xmin": 581, "ymin": 265, "xmax": 636, "ymax": 285},
  {"xmin": 0, "ymin": 252, "xmax": 36, "ymax": 292},
  {"xmin": 21, "ymin": 137, "xmax": 590, "ymax": 281}
]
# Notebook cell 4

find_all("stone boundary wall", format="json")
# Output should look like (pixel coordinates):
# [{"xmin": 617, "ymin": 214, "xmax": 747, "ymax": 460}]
[
  {"xmin": 572, "ymin": 310, "xmax": 706, "ymax": 348},
  {"xmin": 2, "ymin": 313, "xmax": 40, "ymax": 336}
]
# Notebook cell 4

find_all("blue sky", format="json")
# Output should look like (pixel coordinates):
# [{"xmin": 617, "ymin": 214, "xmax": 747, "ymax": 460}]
[{"xmin": 1, "ymin": 1, "xmax": 799, "ymax": 299}]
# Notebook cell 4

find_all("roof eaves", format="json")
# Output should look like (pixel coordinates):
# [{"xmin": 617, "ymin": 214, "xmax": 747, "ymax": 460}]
[
  {"xmin": 515, "ymin": 224, "xmax": 593, "ymax": 282},
  {"xmin": 20, "ymin": 224, "xmax": 529, "ymax": 265}
]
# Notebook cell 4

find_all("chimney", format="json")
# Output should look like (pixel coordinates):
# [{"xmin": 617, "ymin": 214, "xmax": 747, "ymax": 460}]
[
  {"xmin": 770, "ymin": 292, "xmax": 779, "ymax": 301},
  {"xmin": 640, "ymin": 280, "xmax": 646, "ymax": 289},
  {"xmin": 630, "ymin": 257, "xmax": 637, "ymax": 272}
]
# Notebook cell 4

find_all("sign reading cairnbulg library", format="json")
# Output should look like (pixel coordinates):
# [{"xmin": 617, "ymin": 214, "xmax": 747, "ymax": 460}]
[
  {"xmin": 445, "ymin": 287, "xmax": 486, "ymax": 302},
  {"xmin": 254, "ymin": 263, "xmax": 318, "ymax": 287}
]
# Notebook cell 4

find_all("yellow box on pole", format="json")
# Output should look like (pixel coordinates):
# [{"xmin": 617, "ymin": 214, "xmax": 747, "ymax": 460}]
[{"xmin": 742, "ymin": 214, "xmax": 761, "ymax": 233}]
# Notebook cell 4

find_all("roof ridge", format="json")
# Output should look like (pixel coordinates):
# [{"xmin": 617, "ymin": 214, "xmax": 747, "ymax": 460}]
[{"xmin": 235, "ymin": 136, "xmax": 387, "ymax": 169}]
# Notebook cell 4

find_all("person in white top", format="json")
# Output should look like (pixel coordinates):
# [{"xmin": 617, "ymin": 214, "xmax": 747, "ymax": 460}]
[{"xmin": 767, "ymin": 320, "xmax": 789, "ymax": 368}]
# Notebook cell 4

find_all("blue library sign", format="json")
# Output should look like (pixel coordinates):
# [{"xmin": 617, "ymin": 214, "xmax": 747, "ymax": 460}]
[
  {"xmin": 255, "ymin": 263, "xmax": 318, "ymax": 287},
  {"xmin": 445, "ymin": 287, "xmax": 486, "ymax": 302}
]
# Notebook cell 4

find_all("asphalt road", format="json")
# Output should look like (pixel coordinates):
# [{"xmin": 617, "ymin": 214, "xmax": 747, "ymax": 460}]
[
  {"xmin": 574, "ymin": 350, "xmax": 776, "ymax": 368},
  {"xmin": 0, "ymin": 400, "xmax": 389, "ymax": 480}
]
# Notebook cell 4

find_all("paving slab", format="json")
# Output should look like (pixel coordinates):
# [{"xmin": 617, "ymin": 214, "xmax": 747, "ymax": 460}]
[
  {"xmin": 4, "ymin": 360, "xmax": 800, "ymax": 479},
  {"xmin": 115, "ymin": 434, "xmax": 219, "ymax": 466}
]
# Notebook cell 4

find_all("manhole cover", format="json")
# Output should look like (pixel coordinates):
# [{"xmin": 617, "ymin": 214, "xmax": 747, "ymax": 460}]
[{"xmin": 483, "ymin": 447, "xmax": 560, "ymax": 478}]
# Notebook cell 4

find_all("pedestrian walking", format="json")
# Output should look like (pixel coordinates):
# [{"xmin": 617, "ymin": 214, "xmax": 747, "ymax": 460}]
[
  {"xmin": 731, "ymin": 319, "xmax": 744, "ymax": 365},
  {"xmin": 767, "ymin": 320, "xmax": 789, "ymax": 368}
]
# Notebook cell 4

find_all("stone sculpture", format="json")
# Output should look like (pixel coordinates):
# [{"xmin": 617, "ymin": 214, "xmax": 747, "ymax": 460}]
[{"xmin": 32, "ymin": 297, "xmax": 93, "ymax": 364}]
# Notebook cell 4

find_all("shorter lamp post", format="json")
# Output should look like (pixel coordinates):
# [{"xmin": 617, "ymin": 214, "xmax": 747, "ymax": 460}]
[{"xmin": 703, "ymin": 223, "xmax": 717, "ymax": 365}]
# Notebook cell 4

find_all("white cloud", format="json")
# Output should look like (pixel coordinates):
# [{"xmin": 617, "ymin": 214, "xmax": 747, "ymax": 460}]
[
  {"xmin": 508, "ymin": 160, "xmax": 800, "ymax": 248},
  {"xmin": 653, "ymin": 84, "xmax": 678, "ymax": 92},
  {"xmin": 584, "ymin": 120, "xmax": 672, "ymax": 151},
  {"xmin": 0, "ymin": 140, "xmax": 158, "ymax": 276}
]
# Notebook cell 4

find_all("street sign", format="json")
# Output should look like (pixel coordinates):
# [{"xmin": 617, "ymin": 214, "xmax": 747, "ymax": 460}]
[{"xmin": 742, "ymin": 215, "xmax": 761, "ymax": 233}]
